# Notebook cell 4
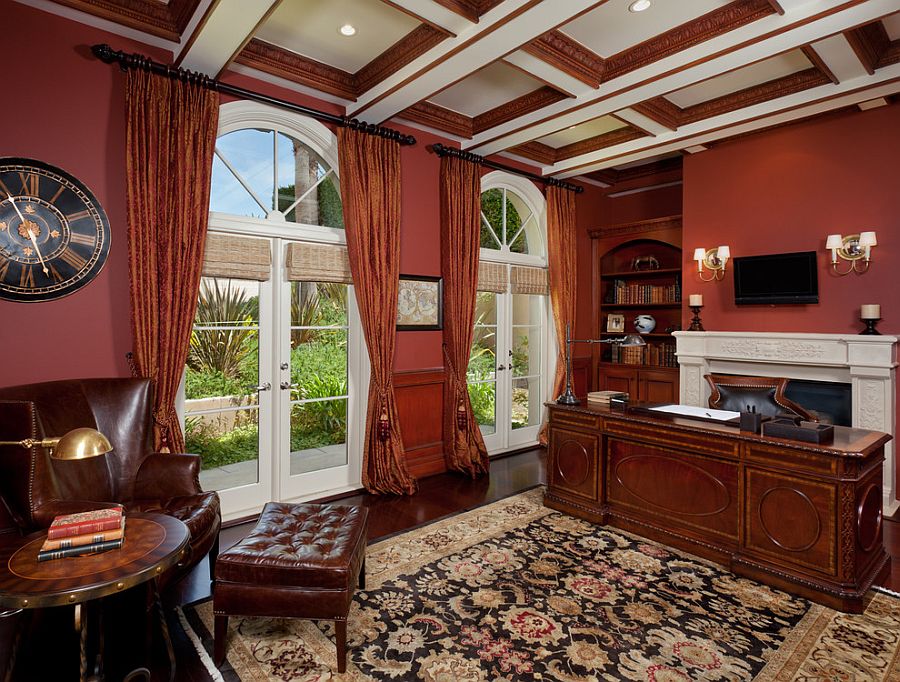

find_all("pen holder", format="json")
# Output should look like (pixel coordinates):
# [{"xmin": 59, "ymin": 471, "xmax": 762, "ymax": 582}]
[{"xmin": 740, "ymin": 411, "xmax": 762, "ymax": 434}]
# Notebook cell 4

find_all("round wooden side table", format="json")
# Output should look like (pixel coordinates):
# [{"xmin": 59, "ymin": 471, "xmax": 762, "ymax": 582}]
[{"xmin": 0, "ymin": 513, "xmax": 189, "ymax": 682}]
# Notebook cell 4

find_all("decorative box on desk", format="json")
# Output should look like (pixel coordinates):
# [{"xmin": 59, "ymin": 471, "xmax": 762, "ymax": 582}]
[{"xmin": 763, "ymin": 418, "xmax": 834, "ymax": 444}]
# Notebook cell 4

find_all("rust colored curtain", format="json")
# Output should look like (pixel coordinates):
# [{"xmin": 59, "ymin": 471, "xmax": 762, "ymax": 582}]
[
  {"xmin": 540, "ymin": 185, "xmax": 578, "ymax": 445},
  {"xmin": 440, "ymin": 155, "xmax": 489, "ymax": 477},
  {"xmin": 125, "ymin": 69, "xmax": 219, "ymax": 452},
  {"xmin": 337, "ymin": 127, "xmax": 416, "ymax": 495}
]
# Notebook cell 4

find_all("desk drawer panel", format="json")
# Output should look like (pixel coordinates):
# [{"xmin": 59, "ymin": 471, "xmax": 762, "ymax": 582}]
[
  {"xmin": 745, "ymin": 443, "xmax": 838, "ymax": 476},
  {"xmin": 551, "ymin": 410, "xmax": 601, "ymax": 432},
  {"xmin": 605, "ymin": 420, "xmax": 737, "ymax": 459},
  {"xmin": 607, "ymin": 438, "xmax": 739, "ymax": 541}
]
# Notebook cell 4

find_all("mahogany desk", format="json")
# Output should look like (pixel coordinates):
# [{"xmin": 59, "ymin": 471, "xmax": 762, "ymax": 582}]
[
  {"xmin": 0, "ymin": 514, "xmax": 189, "ymax": 681},
  {"xmin": 545, "ymin": 402, "xmax": 890, "ymax": 612}
]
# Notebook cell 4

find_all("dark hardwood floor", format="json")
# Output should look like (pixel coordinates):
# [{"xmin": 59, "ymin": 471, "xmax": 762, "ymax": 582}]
[{"xmin": 5, "ymin": 447, "xmax": 900, "ymax": 680}]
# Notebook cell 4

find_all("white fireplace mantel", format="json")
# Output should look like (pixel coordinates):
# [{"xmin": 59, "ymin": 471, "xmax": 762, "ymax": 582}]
[{"xmin": 674, "ymin": 331, "xmax": 899, "ymax": 515}]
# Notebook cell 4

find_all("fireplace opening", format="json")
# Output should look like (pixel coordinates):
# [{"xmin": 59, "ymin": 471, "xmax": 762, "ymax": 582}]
[{"xmin": 784, "ymin": 379, "xmax": 852, "ymax": 426}]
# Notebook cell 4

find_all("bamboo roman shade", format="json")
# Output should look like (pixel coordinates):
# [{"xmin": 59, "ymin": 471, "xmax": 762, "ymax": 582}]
[
  {"xmin": 285, "ymin": 241, "xmax": 353, "ymax": 283},
  {"xmin": 477, "ymin": 261, "xmax": 508, "ymax": 293},
  {"xmin": 510, "ymin": 265, "xmax": 549, "ymax": 295},
  {"xmin": 202, "ymin": 233, "xmax": 271, "ymax": 280}
]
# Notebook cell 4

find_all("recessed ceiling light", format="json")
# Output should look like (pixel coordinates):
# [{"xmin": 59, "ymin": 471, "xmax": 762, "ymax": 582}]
[
  {"xmin": 339, "ymin": 24, "xmax": 357, "ymax": 36},
  {"xmin": 629, "ymin": 0, "xmax": 652, "ymax": 12}
]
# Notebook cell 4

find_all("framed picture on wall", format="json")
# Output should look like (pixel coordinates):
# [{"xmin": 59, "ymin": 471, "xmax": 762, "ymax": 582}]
[
  {"xmin": 397, "ymin": 275, "xmax": 443, "ymax": 330},
  {"xmin": 607, "ymin": 313, "xmax": 625, "ymax": 333}
]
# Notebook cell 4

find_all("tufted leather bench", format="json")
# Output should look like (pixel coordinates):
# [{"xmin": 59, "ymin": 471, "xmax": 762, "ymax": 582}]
[{"xmin": 212, "ymin": 502, "xmax": 368, "ymax": 673}]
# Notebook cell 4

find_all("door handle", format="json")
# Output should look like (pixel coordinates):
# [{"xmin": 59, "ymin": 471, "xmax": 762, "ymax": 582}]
[
  {"xmin": 280, "ymin": 381, "xmax": 299, "ymax": 390},
  {"xmin": 254, "ymin": 382, "xmax": 272, "ymax": 392},
  {"xmin": 497, "ymin": 365, "xmax": 507, "ymax": 371}
]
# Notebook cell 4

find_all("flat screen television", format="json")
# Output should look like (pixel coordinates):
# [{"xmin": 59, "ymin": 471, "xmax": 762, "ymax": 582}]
[{"xmin": 733, "ymin": 251, "xmax": 818, "ymax": 305}]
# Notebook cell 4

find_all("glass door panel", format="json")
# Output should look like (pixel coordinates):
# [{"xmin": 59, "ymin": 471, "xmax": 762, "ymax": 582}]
[
  {"xmin": 508, "ymin": 294, "xmax": 543, "ymax": 445},
  {"xmin": 287, "ymin": 282, "xmax": 349, "ymax": 476},
  {"xmin": 468, "ymin": 291, "xmax": 500, "ymax": 450},
  {"xmin": 188, "ymin": 277, "xmax": 274, "ymax": 518}
]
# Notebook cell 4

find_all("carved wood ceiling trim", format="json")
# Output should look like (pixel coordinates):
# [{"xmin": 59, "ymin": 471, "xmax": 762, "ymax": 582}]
[
  {"xmin": 355, "ymin": 24, "xmax": 450, "ymax": 93},
  {"xmin": 604, "ymin": 0, "xmax": 775, "ymax": 81},
  {"xmin": 236, "ymin": 39, "xmax": 358, "ymax": 101},
  {"xmin": 400, "ymin": 101, "xmax": 474, "ymax": 138},
  {"xmin": 473, "ymin": 86, "xmax": 569, "ymax": 134},
  {"xmin": 678, "ymin": 68, "xmax": 831, "ymax": 125},
  {"xmin": 880, "ymin": 40, "xmax": 900, "ymax": 70},
  {"xmin": 588, "ymin": 214, "xmax": 683, "ymax": 238},
  {"xmin": 508, "ymin": 141, "xmax": 558, "ymax": 165},
  {"xmin": 555, "ymin": 127, "xmax": 646, "ymax": 161},
  {"xmin": 583, "ymin": 156, "xmax": 683, "ymax": 188},
  {"xmin": 522, "ymin": 30, "xmax": 605, "ymax": 88},
  {"xmin": 766, "ymin": 0, "xmax": 785, "ymax": 15},
  {"xmin": 844, "ymin": 22, "xmax": 886, "ymax": 75},
  {"xmin": 49, "ymin": 0, "xmax": 202, "ymax": 41},
  {"xmin": 431, "ymin": 0, "xmax": 478, "ymax": 22},
  {"xmin": 632, "ymin": 98, "xmax": 681, "ymax": 130}
]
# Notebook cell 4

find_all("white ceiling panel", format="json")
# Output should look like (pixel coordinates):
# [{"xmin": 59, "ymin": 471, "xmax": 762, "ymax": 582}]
[
  {"xmin": 560, "ymin": 0, "xmax": 731, "ymax": 59},
  {"xmin": 884, "ymin": 12, "xmax": 900, "ymax": 40},
  {"xmin": 428, "ymin": 61, "xmax": 544, "ymax": 117},
  {"xmin": 664, "ymin": 49, "xmax": 812, "ymax": 109},
  {"xmin": 255, "ymin": 0, "xmax": 419, "ymax": 73},
  {"xmin": 536, "ymin": 116, "xmax": 627, "ymax": 147}
]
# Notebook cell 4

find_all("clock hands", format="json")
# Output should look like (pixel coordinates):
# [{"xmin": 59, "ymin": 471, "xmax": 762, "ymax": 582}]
[{"xmin": 5, "ymin": 193, "xmax": 50, "ymax": 276}]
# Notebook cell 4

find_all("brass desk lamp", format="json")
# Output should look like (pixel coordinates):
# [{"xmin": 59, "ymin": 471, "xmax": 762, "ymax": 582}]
[{"xmin": 0, "ymin": 428, "xmax": 113, "ymax": 460}]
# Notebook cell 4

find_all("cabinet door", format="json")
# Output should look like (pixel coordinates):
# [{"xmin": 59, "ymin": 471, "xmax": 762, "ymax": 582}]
[
  {"xmin": 638, "ymin": 369, "xmax": 677, "ymax": 403},
  {"xmin": 598, "ymin": 366, "xmax": 637, "ymax": 397},
  {"xmin": 548, "ymin": 425, "xmax": 599, "ymax": 503}
]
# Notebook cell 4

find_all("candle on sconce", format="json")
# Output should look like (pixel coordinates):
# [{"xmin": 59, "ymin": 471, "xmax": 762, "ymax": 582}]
[
  {"xmin": 689, "ymin": 294, "xmax": 703, "ymax": 307},
  {"xmin": 861, "ymin": 304, "xmax": 881, "ymax": 320}
]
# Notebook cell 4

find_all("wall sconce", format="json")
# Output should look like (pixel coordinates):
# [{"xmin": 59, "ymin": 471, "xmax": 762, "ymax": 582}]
[
  {"xmin": 693, "ymin": 245, "xmax": 730, "ymax": 281},
  {"xmin": 825, "ymin": 232, "xmax": 876, "ymax": 275}
]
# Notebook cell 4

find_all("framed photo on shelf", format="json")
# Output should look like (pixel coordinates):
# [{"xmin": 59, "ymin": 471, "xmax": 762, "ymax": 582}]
[
  {"xmin": 607, "ymin": 313, "xmax": 625, "ymax": 333},
  {"xmin": 397, "ymin": 275, "xmax": 443, "ymax": 331}
]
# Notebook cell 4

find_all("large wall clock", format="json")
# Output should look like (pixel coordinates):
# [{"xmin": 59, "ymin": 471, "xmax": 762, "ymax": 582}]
[{"xmin": 0, "ymin": 158, "xmax": 111, "ymax": 302}]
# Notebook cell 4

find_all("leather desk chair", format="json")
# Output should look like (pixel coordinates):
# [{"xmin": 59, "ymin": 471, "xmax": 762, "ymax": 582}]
[
  {"xmin": 0, "ymin": 378, "xmax": 221, "ymax": 581},
  {"xmin": 705, "ymin": 374, "xmax": 817, "ymax": 422}
]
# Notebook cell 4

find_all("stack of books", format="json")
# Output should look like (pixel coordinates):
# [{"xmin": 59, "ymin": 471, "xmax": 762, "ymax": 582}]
[
  {"xmin": 39, "ymin": 506, "xmax": 126, "ymax": 562},
  {"xmin": 587, "ymin": 391, "xmax": 628, "ymax": 405}
]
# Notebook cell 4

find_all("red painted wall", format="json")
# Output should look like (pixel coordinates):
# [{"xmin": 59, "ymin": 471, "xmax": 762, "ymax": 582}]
[
  {"xmin": 0, "ymin": 2, "xmax": 170, "ymax": 387},
  {"xmin": 682, "ymin": 105, "xmax": 900, "ymax": 334}
]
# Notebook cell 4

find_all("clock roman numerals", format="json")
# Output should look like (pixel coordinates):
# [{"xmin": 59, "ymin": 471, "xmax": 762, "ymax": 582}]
[
  {"xmin": 0, "ymin": 177, "xmax": 12, "ymax": 199},
  {"xmin": 0, "ymin": 256, "xmax": 8, "ymax": 281},
  {"xmin": 48, "ymin": 263, "xmax": 64, "ymax": 283},
  {"xmin": 66, "ymin": 210, "xmax": 92, "ymax": 223},
  {"xmin": 18, "ymin": 172, "xmax": 39, "ymax": 197},
  {"xmin": 19, "ymin": 265, "xmax": 35, "ymax": 288},
  {"xmin": 49, "ymin": 183, "xmax": 66, "ymax": 205},
  {"xmin": 68, "ymin": 232, "xmax": 96, "ymax": 247},
  {"xmin": 59, "ymin": 248, "xmax": 88, "ymax": 271}
]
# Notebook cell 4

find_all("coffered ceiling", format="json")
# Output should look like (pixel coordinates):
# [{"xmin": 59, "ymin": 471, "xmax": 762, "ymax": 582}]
[{"xmin": 29, "ymin": 0, "xmax": 900, "ymax": 184}]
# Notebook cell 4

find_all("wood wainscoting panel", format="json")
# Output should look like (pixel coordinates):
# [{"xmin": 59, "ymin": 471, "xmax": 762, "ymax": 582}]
[{"xmin": 394, "ymin": 368, "xmax": 446, "ymax": 479}]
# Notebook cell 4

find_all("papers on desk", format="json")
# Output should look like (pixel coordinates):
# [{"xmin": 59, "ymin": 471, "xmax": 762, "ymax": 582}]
[{"xmin": 648, "ymin": 404, "xmax": 740, "ymax": 422}]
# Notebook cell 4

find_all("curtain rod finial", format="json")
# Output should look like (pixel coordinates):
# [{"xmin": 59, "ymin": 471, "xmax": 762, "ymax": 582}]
[{"xmin": 91, "ymin": 44, "xmax": 115, "ymax": 63}]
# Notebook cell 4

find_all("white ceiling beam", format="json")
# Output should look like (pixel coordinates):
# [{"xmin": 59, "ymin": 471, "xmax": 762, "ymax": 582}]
[
  {"xmin": 349, "ymin": 0, "xmax": 601, "ymax": 123},
  {"xmin": 549, "ymin": 65, "xmax": 900, "ymax": 177},
  {"xmin": 178, "ymin": 0, "xmax": 281, "ymax": 77},
  {"xmin": 772, "ymin": 0, "xmax": 820, "ymax": 12},
  {"xmin": 808, "ymin": 34, "xmax": 872, "ymax": 83},
  {"xmin": 614, "ymin": 107, "xmax": 672, "ymax": 136},
  {"xmin": 503, "ymin": 51, "xmax": 595, "ymax": 98},
  {"xmin": 466, "ymin": 0, "xmax": 898, "ymax": 156},
  {"xmin": 383, "ymin": 0, "xmax": 473, "ymax": 35}
]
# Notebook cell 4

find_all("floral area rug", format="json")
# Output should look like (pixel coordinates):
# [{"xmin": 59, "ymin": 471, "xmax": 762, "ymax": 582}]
[{"xmin": 182, "ymin": 488, "xmax": 900, "ymax": 681}]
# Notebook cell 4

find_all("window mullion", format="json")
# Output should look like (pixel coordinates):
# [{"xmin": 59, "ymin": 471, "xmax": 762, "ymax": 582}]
[
  {"xmin": 215, "ymin": 148, "xmax": 269, "ymax": 213},
  {"xmin": 282, "ymin": 168, "xmax": 333, "ymax": 216}
]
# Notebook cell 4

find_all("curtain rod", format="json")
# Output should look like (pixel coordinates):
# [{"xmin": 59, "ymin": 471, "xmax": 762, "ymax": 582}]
[
  {"xmin": 430, "ymin": 143, "xmax": 583, "ymax": 194},
  {"xmin": 91, "ymin": 44, "xmax": 416, "ymax": 146}
]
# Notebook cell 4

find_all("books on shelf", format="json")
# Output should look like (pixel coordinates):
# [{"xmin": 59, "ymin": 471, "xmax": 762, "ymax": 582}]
[
  {"xmin": 608, "ymin": 341, "xmax": 678, "ymax": 368},
  {"xmin": 47, "ymin": 506, "xmax": 123, "ymax": 540},
  {"xmin": 38, "ymin": 537, "xmax": 125, "ymax": 562},
  {"xmin": 41, "ymin": 517, "xmax": 125, "ymax": 551},
  {"xmin": 608, "ymin": 279, "xmax": 681, "ymax": 305}
]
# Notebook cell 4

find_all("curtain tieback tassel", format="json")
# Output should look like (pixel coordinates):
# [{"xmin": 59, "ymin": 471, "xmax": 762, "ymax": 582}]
[
  {"xmin": 378, "ymin": 409, "xmax": 390, "ymax": 441},
  {"xmin": 456, "ymin": 399, "xmax": 468, "ymax": 431}
]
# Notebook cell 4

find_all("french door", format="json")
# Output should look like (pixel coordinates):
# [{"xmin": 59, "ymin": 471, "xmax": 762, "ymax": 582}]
[
  {"xmin": 189, "ymin": 236, "xmax": 364, "ymax": 521},
  {"xmin": 469, "ymin": 289, "xmax": 546, "ymax": 453}
]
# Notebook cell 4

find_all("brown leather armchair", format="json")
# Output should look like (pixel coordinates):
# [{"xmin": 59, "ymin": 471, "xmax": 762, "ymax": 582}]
[
  {"xmin": 0, "ymin": 378, "xmax": 221, "ymax": 580},
  {"xmin": 705, "ymin": 373, "xmax": 817, "ymax": 421}
]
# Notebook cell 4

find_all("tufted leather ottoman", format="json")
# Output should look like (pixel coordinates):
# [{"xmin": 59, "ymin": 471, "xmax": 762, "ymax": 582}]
[{"xmin": 212, "ymin": 502, "xmax": 368, "ymax": 673}]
